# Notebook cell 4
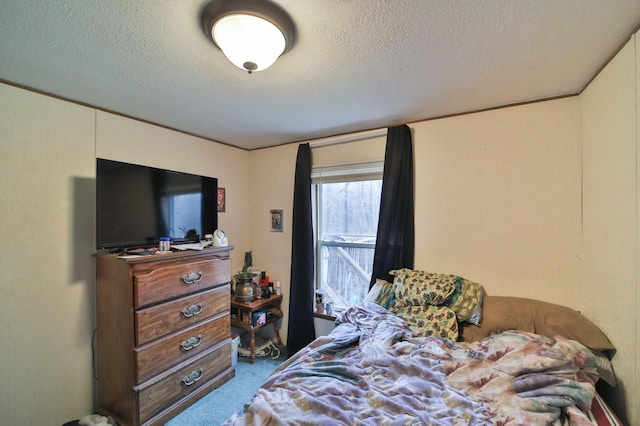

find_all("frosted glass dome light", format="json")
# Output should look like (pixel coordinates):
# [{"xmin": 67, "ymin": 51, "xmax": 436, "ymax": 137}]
[{"xmin": 202, "ymin": 0, "xmax": 296, "ymax": 74}]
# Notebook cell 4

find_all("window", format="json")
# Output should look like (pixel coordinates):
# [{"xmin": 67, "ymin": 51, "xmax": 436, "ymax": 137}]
[
  {"xmin": 164, "ymin": 193, "xmax": 200, "ymax": 238},
  {"xmin": 312, "ymin": 161, "xmax": 383, "ymax": 311}
]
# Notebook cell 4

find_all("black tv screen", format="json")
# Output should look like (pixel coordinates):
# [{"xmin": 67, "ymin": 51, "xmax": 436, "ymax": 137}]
[{"xmin": 96, "ymin": 158, "xmax": 218, "ymax": 249}]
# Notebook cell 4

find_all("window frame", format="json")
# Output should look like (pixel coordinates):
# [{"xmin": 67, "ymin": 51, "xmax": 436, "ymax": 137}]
[{"xmin": 311, "ymin": 160, "xmax": 384, "ymax": 312}]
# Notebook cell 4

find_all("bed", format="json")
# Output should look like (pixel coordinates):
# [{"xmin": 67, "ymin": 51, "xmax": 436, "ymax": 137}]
[{"xmin": 224, "ymin": 269, "xmax": 622, "ymax": 425}]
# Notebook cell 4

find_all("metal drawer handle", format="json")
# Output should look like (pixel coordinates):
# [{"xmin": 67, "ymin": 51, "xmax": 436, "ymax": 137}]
[
  {"xmin": 181, "ymin": 271, "xmax": 203, "ymax": 285},
  {"xmin": 181, "ymin": 304, "xmax": 203, "ymax": 318},
  {"xmin": 180, "ymin": 334, "xmax": 203, "ymax": 351},
  {"xmin": 182, "ymin": 368, "xmax": 204, "ymax": 387}
]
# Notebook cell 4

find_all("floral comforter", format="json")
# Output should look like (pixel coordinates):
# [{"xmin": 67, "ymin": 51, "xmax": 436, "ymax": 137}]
[{"xmin": 224, "ymin": 302, "xmax": 600, "ymax": 425}]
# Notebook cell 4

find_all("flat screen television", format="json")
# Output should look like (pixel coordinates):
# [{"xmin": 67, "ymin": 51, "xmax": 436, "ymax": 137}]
[{"xmin": 96, "ymin": 158, "xmax": 218, "ymax": 250}]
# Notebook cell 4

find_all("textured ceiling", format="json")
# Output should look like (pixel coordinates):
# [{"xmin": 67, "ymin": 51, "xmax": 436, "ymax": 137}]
[{"xmin": 1, "ymin": 1, "xmax": 639, "ymax": 150}]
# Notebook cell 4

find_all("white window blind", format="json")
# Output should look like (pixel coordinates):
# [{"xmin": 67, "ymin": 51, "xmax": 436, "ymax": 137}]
[{"xmin": 311, "ymin": 160, "xmax": 384, "ymax": 184}]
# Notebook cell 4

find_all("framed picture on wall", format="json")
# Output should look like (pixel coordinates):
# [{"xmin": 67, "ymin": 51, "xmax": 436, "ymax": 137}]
[
  {"xmin": 270, "ymin": 209, "xmax": 283, "ymax": 232},
  {"xmin": 217, "ymin": 188, "xmax": 226, "ymax": 212}
]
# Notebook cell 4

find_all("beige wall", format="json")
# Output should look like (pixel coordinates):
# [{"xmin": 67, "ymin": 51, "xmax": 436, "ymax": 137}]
[
  {"xmin": 245, "ymin": 143, "xmax": 298, "ymax": 343},
  {"xmin": 0, "ymin": 82, "xmax": 250, "ymax": 425},
  {"xmin": 0, "ymin": 83, "xmax": 96, "ymax": 426},
  {"xmin": 306, "ymin": 99, "xmax": 580, "ymax": 307},
  {"xmin": 636, "ymin": 33, "xmax": 640, "ymax": 426},
  {"xmin": 307, "ymin": 101, "xmax": 581, "ymax": 331},
  {"xmin": 580, "ymin": 33, "xmax": 638, "ymax": 425},
  {"xmin": 412, "ymin": 99, "xmax": 581, "ymax": 303}
]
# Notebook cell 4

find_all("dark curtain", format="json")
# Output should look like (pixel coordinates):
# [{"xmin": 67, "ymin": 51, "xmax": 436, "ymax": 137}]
[
  {"xmin": 369, "ymin": 124, "xmax": 415, "ymax": 288},
  {"xmin": 287, "ymin": 143, "xmax": 316, "ymax": 356}
]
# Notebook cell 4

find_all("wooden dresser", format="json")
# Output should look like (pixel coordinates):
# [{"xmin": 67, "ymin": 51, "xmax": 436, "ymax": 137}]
[{"xmin": 95, "ymin": 247, "xmax": 234, "ymax": 426}]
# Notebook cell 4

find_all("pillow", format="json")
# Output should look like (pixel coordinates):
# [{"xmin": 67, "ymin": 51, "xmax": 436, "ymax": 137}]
[
  {"xmin": 392, "ymin": 305, "xmax": 459, "ymax": 340},
  {"xmin": 389, "ymin": 268, "xmax": 456, "ymax": 308},
  {"xmin": 444, "ymin": 276, "xmax": 484, "ymax": 324},
  {"xmin": 364, "ymin": 279, "xmax": 384, "ymax": 303},
  {"xmin": 364, "ymin": 279, "xmax": 396, "ymax": 309},
  {"xmin": 593, "ymin": 351, "xmax": 616, "ymax": 387},
  {"xmin": 459, "ymin": 296, "xmax": 616, "ymax": 354}
]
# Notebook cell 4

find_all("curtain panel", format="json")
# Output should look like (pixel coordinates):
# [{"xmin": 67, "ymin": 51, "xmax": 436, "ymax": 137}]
[
  {"xmin": 286, "ymin": 143, "xmax": 316, "ymax": 356},
  {"xmin": 369, "ymin": 124, "xmax": 415, "ymax": 288}
]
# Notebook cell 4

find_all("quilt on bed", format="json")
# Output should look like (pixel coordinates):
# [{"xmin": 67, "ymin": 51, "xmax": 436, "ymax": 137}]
[{"xmin": 224, "ymin": 302, "xmax": 601, "ymax": 425}]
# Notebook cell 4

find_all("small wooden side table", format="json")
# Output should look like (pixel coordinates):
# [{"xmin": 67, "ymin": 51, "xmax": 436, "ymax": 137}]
[{"xmin": 230, "ymin": 294, "xmax": 283, "ymax": 363}]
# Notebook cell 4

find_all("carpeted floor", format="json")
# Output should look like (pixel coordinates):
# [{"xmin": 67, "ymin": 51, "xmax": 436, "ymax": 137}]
[{"xmin": 165, "ymin": 349, "xmax": 284, "ymax": 426}]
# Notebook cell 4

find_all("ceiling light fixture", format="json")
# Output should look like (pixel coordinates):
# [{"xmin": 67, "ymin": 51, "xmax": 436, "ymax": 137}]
[{"xmin": 201, "ymin": 0, "xmax": 296, "ymax": 74}]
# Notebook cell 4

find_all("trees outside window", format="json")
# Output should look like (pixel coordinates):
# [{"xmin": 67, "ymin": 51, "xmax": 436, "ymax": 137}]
[{"xmin": 314, "ymin": 179, "xmax": 382, "ymax": 310}]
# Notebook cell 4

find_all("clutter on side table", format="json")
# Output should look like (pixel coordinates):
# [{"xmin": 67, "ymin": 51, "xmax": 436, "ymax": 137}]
[
  {"xmin": 315, "ymin": 289, "xmax": 334, "ymax": 315},
  {"xmin": 252, "ymin": 310, "xmax": 267, "ymax": 327}
]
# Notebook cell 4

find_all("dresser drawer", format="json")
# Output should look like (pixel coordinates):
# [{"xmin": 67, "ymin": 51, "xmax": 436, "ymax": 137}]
[
  {"xmin": 133, "ymin": 257, "xmax": 231, "ymax": 308},
  {"xmin": 135, "ymin": 284, "xmax": 230, "ymax": 346},
  {"xmin": 138, "ymin": 343, "xmax": 232, "ymax": 423},
  {"xmin": 135, "ymin": 313, "xmax": 229, "ymax": 384}
]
